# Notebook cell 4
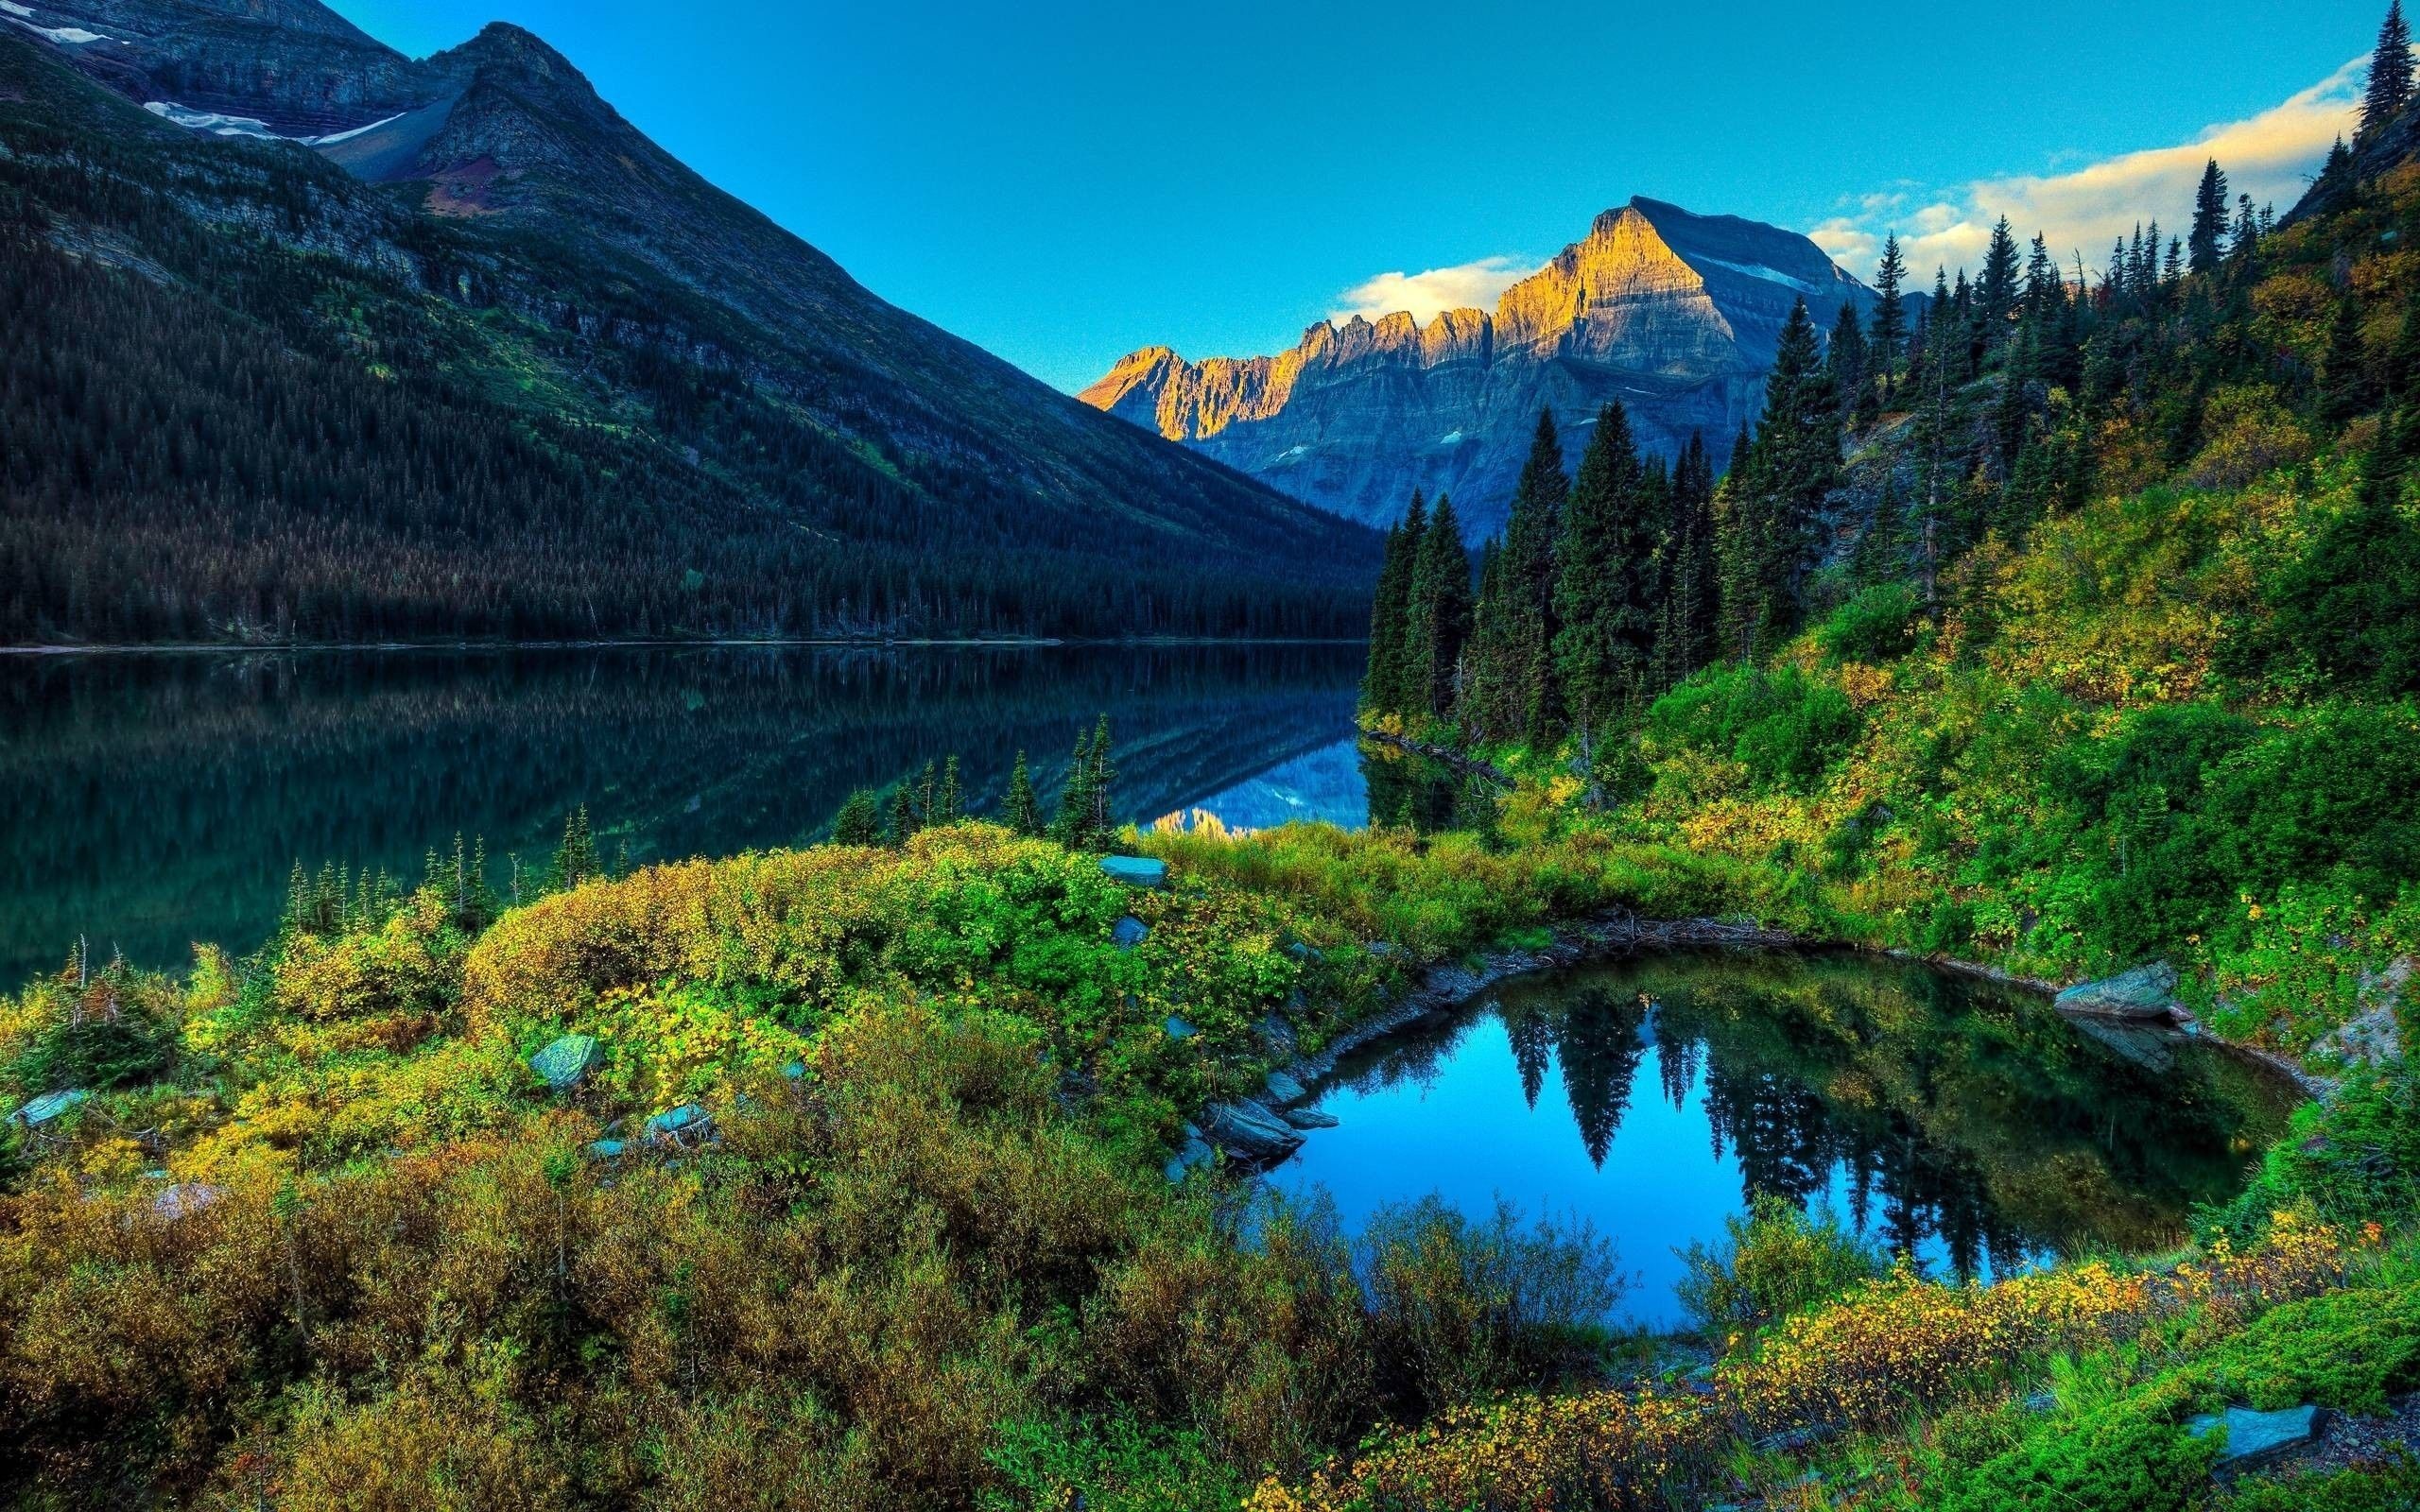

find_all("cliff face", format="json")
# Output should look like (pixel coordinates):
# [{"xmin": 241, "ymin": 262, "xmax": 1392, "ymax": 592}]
[{"xmin": 1081, "ymin": 198, "xmax": 1877, "ymax": 538}]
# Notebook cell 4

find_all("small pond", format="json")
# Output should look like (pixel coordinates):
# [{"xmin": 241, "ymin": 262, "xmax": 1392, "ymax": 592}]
[{"xmin": 1275, "ymin": 950, "xmax": 2298, "ymax": 1330}]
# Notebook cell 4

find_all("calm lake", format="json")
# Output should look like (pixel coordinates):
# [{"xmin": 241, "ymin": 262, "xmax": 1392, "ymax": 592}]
[
  {"xmin": 1278, "ymin": 951, "xmax": 2295, "ymax": 1329},
  {"xmin": 0, "ymin": 643, "xmax": 1375, "ymax": 985}
]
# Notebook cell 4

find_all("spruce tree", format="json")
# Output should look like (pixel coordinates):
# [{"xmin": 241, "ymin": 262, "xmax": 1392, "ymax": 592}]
[
  {"xmin": 2366, "ymin": 0, "xmax": 2416, "ymax": 138},
  {"xmin": 1002, "ymin": 751, "xmax": 1041, "ymax": 835},
  {"xmin": 1402, "ymin": 495, "xmax": 1475, "ymax": 719},
  {"xmin": 1978, "ymin": 219, "xmax": 2022, "ymax": 350},
  {"xmin": 1552, "ymin": 402, "xmax": 1654, "ymax": 725},
  {"xmin": 2188, "ymin": 160, "xmax": 2230, "ymax": 274},
  {"xmin": 1828, "ymin": 303, "xmax": 1870, "ymax": 426},
  {"xmin": 1723, "ymin": 301, "xmax": 1840, "ymax": 655},
  {"xmin": 1466, "ymin": 411, "xmax": 1569, "ymax": 743},
  {"xmin": 888, "ymin": 783, "xmax": 921, "ymax": 847},
  {"xmin": 1870, "ymin": 234, "xmax": 1908, "ymax": 403},
  {"xmin": 1359, "ymin": 493, "xmax": 1426, "ymax": 715},
  {"xmin": 547, "ymin": 807, "xmax": 598, "ymax": 892},
  {"xmin": 936, "ymin": 755, "xmax": 962, "ymax": 826},
  {"xmin": 1653, "ymin": 431, "xmax": 1721, "ymax": 687},
  {"xmin": 2325, "ymin": 298, "xmax": 2376, "ymax": 430},
  {"xmin": 1048, "ymin": 726, "xmax": 1094, "ymax": 849},
  {"xmin": 833, "ymin": 789, "xmax": 885, "ymax": 846}
]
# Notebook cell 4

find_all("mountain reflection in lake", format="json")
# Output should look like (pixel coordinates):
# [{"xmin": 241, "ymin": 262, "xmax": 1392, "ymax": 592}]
[
  {"xmin": 1277, "ymin": 951, "xmax": 2294, "ymax": 1330},
  {"xmin": 0, "ymin": 644, "xmax": 1369, "ymax": 984}
]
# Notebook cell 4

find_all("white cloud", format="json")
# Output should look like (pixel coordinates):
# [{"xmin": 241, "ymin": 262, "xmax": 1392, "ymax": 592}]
[
  {"xmin": 1817, "ymin": 58, "xmax": 2364, "ymax": 284},
  {"xmin": 1330, "ymin": 254, "xmax": 1539, "ymax": 324}
]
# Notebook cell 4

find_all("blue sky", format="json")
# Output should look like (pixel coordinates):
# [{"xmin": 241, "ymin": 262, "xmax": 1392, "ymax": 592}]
[{"xmin": 330, "ymin": 1, "xmax": 2384, "ymax": 392}]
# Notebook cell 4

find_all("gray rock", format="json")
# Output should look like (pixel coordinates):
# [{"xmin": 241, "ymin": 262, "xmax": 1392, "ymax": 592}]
[
  {"xmin": 1255, "ymin": 1014, "xmax": 1299, "ymax": 1055},
  {"xmin": 2055, "ymin": 961, "xmax": 2179, "ymax": 1020},
  {"xmin": 1280, "ymin": 1107, "xmax": 1339, "ymax": 1130},
  {"xmin": 2187, "ymin": 1403, "xmax": 2326, "ymax": 1469},
  {"xmin": 1263, "ymin": 1070, "xmax": 1309, "ymax": 1105},
  {"xmin": 1163, "ymin": 1014, "xmax": 1198, "ymax": 1041},
  {"xmin": 150, "ymin": 1183, "xmax": 226, "ymax": 1221},
  {"xmin": 528, "ymin": 1033, "xmax": 603, "ymax": 1091},
  {"xmin": 2312, "ymin": 997, "xmax": 2405, "ymax": 1069},
  {"xmin": 1200, "ymin": 1099, "xmax": 1304, "ymax": 1162},
  {"xmin": 1164, "ymin": 1134, "xmax": 1216, "ymax": 1183},
  {"xmin": 1099, "ymin": 855, "xmax": 1169, "ymax": 889},
  {"xmin": 10, "ymin": 1089, "xmax": 89, "ymax": 1126},
  {"xmin": 1112, "ymin": 916, "xmax": 1150, "ymax": 951},
  {"xmin": 645, "ymin": 1103, "xmax": 715, "ymax": 1145}
]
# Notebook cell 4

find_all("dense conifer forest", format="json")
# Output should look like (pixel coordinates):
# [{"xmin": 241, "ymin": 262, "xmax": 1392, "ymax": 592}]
[{"xmin": 0, "ymin": 37, "xmax": 1375, "ymax": 644}]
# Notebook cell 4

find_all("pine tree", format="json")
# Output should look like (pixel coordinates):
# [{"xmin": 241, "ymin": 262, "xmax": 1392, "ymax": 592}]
[
  {"xmin": 2325, "ymin": 298, "xmax": 2376, "ymax": 430},
  {"xmin": 2366, "ymin": 0, "xmax": 2416, "ymax": 137},
  {"xmin": 914, "ymin": 760, "xmax": 940, "ymax": 830},
  {"xmin": 1978, "ymin": 218, "xmax": 2022, "ymax": 349},
  {"xmin": 888, "ymin": 783, "xmax": 921, "ymax": 847},
  {"xmin": 547, "ymin": 806, "xmax": 598, "ymax": 892},
  {"xmin": 1081, "ymin": 715, "xmax": 1116, "ymax": 848},
  {"xmin": 1654, "ymin": 431, "xmax": 1721, "ymax": 686},
  {"xmin": 1048, "ymin": 725, "xmax": 1094, "ymax": 849},
  {"xmin": 1870, "ymin": 234, "xmax": 1908, "ymax": 403},
  {"xmin": 833, "ymin": 789, "xmax": 885, "ymax": 845},
  {"xmin": 936, "ymin": 755, "xmax": 962, "ymax": 826},
  {"xmin": 1552, "ymin": 402, "xmax": 1655, "ymax": 726},
  {"xmin": 1359, "ymin": 493, "xmax": 1426, "ymax": 715},
  {"xmin": 2189, "ymin": 159, "xmax": 2231, "ymax": 274},
  {"xmin": 1828, "ymin": 302, "xmax": 1869, "ymax": 426},
  {"xmin": 1465, "ymin": 410, "xmax": 1569, "ymax": 743},
  {"xmin": 1723, "ymin": 300, "xmax": 1840, "ymax": 656},
  {"xmin": 1002, "ymin": 750, "xmax": 1041, "ymax": 835},
  {"xmin": 1402, "ymin": 495, "xmax": 1475, "ymax": 719}
]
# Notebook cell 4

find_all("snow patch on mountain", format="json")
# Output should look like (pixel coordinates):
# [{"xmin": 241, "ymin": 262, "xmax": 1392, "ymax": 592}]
[
  {"xmin": 146, "ymin": 101, "xmax": 406, "ymax": 146},
  {"xmin": 1695, "ymin": 255, "xmax": 1822, "ymax": 295},
  {"xmin": 0, "ymin": 4, "xmax": 34, "ymax": 18}
]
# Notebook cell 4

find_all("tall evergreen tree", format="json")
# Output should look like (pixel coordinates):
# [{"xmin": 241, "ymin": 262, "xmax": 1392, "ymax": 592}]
[
  {"xmin": 1552, "ymin": 403, "xmax": 1654, "ymax": 726},
  {"xmin": 1002, "ymin": 751, "xmax": 1041, "ymax": 835},
  {"xmin": 1402, "ymin": 496, "xmax": 1476, "ymax": 719},
  {"xmin": 1359, "ymin": 493, "xmax": 1426, "ymax": 715},
  {"xmin": 1720, "ymin": 301, "xmax": 1840, "ymax": 656},
  {"xmin": 1653, "ymin": 432, "xmax": 1721, "ymax": 690},
  {"xmin": 2366, "ymin": 0, "xmax": 2416, "ymax": 137},
  {"xmin": 1977, "ymin": 219, "xmax": 2023, "ymax": 349},
  {"xmin": 2188, "ymin": 160, "xmax": 2231, "ymax": 274},
  {"xmin": 1466, "ymin": 411, "xmax": 1569, "ymax": 743},
  {"xmin": 547, "ymin": 806, "xmax": 599, "ymax": 892},
  {"xmin": 833, "ymin": 789, "xmax": 885, "ymax": 846},
  {"xmin": 1828, "ymin": 302, "xmax": 1870, "ymax": 425},
  {"xmin": 1870, "ymin": 234, "xmax": 1908, "ymax": 403}
]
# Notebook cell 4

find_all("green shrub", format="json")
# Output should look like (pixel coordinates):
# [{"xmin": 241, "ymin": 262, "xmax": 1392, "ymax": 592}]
[
  {"xmin": 1817, "ymin": 582, "xmax": 1925, "ymax": 664},
  {"xmin": 1943, "ymin": 1379, "xmax": 2218, "ymax": 1512},
  {"xmin": 1673, "ymin": 1194, "xmax": 1885, "ymax": 1340},
  {"xmin": 2221, "ymin": 1454, "xmax": 2420, "ymax": 1512},
  {"xmin": 1357, "ymin": 1195, "xmax": 1627, "ymax": 1415},
  {"xmin": 1646, "ymin": 665, "xmax": 1862, "ymax": 794}
]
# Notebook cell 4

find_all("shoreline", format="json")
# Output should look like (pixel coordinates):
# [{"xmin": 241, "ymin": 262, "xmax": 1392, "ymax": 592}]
[
  {"xmin": 0, "ymin": 635, "xmax": 1372, "ymax": 657},
  {"xmin": 1214, "ymin": 914, "xmax": 2320, "ymax": 1173}
]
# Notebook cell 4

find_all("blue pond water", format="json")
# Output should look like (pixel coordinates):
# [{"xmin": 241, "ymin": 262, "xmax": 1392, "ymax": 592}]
[{"xmin": 1276, "ymin": 951, "xmax": 2292, "ymax": 1330}]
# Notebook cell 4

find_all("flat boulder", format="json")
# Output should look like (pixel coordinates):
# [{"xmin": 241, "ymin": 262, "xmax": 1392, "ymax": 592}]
[
  {"xmin": 2187, "ymin": 1403, "xmax": 2326, "ymax": 1470},
  {"xmin": 529, "ymin": 1033, "xmax": 603, "ymax": 1091},
  {"xmin": 1280, "ymin": 1106, "xmax": 1339, "ymax": 1130},
  {"xmin": 1112, "ymin": 916, "xmax": 1150, "ymax": 950},
  {"xmin": 2055, "ymin": 961, "xmax": 2179, "ymax": 1020},
  {"xmin": 1201, "ymin": 1099, "xmax": 1304, "ymax": 1163},
  {"xmin": 1163, "ymin": 1014, "xmax": 1198, "ymax": 1041},
  {"xmin": 1264, "ymin": 1070, "xmax": 1309, "ymax": 1105},
  {"xmin": 645, "ymin": 1104, "xmax": 715, "ymax": 1145},
  {"xmin": 1099, "ymin": 855, "xmax": 1168, "ymax": 889},
  {"xmin": 10, "ymin": 1089, "xmax": 89, "ymax": 1127}
]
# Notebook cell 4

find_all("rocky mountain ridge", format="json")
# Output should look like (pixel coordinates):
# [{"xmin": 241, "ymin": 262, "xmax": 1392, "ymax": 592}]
[{"xmin": 1083, "ymin": 198, "xmax": 1879, "ymax": 537}]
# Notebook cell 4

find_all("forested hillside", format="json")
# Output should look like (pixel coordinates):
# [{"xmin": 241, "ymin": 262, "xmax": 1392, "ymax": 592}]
[{"xmin": 0, "ymin": 27, "xmax": 1374, "ymax": 643}]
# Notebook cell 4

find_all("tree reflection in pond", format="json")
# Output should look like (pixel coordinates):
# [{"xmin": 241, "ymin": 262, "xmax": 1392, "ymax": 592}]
[{"xmin": 1278, "ymin": 950, "xmax": 2295, "ymax": 1327}]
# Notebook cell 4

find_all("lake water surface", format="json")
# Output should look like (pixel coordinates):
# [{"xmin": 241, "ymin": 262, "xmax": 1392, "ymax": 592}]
[
  {"xmin": 1278, "ymin": 951, "xmax": 2294, "ymax": 1329},
  {"xmin": 0, "ymin": 644, "xmax": 1374, "ymax": 984}
]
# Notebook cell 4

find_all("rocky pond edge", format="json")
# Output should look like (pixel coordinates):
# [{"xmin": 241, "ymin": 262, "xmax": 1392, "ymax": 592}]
[{"xmin": 1169, "ymin": 911, "xmax": 2330, "ymax": 1179}]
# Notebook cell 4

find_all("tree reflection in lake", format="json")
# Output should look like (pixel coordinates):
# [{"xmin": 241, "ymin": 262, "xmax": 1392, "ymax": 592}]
[
  {"xmin": 1279, "ymin": 951, "xmax": 2295, "ymax": 1327},
  {"xmin": 0, "ymin": 643, "xmax": 1366, "ymax": 983}
]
